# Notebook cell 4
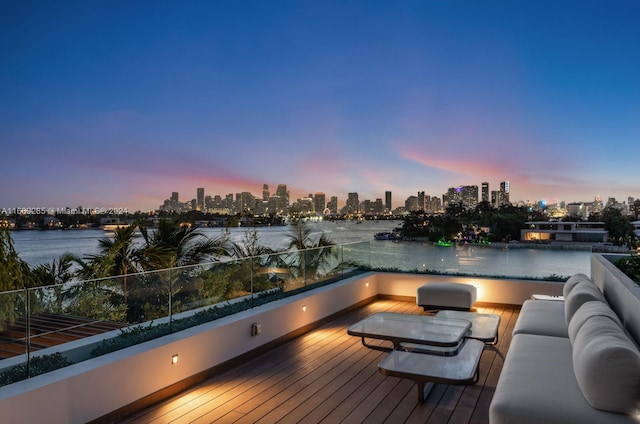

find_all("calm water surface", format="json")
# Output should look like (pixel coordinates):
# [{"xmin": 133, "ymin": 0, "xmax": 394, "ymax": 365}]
[{"xmin": 11, "ymin": 220, "xmax": 590, "ymax": 279}]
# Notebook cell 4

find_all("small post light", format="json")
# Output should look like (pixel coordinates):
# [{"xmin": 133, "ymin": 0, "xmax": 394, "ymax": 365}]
[{"xmin": 171, "ymin": 354, "xmax": 179, "ymax": 365}]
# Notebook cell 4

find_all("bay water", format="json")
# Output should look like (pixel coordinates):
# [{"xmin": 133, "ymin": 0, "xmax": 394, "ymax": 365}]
[{"xmin": 10, "ymin": 220, "xmax": 591, "ymax": 279}]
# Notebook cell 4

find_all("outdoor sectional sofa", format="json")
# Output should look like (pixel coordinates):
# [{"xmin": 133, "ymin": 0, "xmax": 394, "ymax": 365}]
[{"xmin": 490, "ymin": 273, "xmax": 640, "ymax": 424}]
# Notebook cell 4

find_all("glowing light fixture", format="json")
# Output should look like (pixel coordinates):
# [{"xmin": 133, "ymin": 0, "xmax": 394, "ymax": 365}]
[
  {"xmin": 171, "ymin": 354, "xmax": 179, "ymax": 365},
  {"xmin": 302, "ymin": 305, "xmax": 307, "ymax": 312}
]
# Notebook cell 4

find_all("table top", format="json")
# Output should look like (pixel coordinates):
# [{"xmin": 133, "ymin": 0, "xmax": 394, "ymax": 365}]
[
  {"xmin": 379, "ymin": 338, "xmax": 485, "ymax": 384},
  {"xmin": 435, "ymin": 310, "xmax": 500, "ymax": 343},
  {"xmin": 347, "ymin": 312, "xmax": 471, "ymax": 347}
]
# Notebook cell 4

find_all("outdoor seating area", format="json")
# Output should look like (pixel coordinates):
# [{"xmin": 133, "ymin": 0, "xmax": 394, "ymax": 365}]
[
  {"xmin": 116, "ymin": 299, "xmax": 518, "ymax": 424},
  {"xmin": 490, "ymin": 273, "xmax": 640, "ymax": 423}
]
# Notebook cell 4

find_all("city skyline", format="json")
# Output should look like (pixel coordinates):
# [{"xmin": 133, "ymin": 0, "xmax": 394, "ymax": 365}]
[
  {"xmin": 160, "ymin": 180, "xmax": 632, "ymax": 216},
  {"xmin": 1, "ymin": 2, "xmax": 639, "ymax": 212}
]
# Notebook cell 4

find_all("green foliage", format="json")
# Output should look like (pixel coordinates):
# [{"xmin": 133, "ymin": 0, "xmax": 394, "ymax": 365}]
[
  {"xmin": 614, "ymin": 255, "xmax": 640, "ymax": 284},
  {"xmin": 0, "ymin": 353, "xmax": 73, "ymax": 387},
  {"xmin": 400, "ymin": 204, "xmax": 532, "ymax": 243},
  {"xmin": 0, "ymin": 224, "xmax": 30, "ymax": 330},
  {"xmin": 361, "ymin": 265, "xmax": 569, "ymax": 282}
]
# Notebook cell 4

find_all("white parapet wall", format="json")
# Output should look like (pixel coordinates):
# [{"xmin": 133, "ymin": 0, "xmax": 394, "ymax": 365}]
[{"xmin": 0, "ymin": 271, "xmax": 563, "ymax": 424}]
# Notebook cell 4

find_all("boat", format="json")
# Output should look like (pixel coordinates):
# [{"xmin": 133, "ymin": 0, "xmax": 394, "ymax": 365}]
[{"xmin": 435, "ymin": 238, "xmax": 452, "ymax": 247}]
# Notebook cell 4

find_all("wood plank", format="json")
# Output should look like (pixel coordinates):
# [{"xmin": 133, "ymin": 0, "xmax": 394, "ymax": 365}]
[{"xmin": 119, "ymin": 300, "xmax": 518, "ymax": 424}]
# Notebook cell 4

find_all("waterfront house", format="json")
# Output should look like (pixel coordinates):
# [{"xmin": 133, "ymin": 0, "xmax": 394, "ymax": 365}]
[{"xmin": 521, "ymin": 221, "xmax": 608, "ymax": 243}]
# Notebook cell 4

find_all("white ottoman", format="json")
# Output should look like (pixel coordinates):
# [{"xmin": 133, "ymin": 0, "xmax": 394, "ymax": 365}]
[{"xmin": 417, "ymin": 282, "xmax": 477, "ymax": 310}]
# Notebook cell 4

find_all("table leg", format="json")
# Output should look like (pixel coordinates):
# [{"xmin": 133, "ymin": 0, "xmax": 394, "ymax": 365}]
[
  {"xmin": 418, "ymin": 381, "xmax": 434, "ymax": 402},
  {"xmin": 360, "ymin": 337, "xmax": 393, "ymax": 352}
]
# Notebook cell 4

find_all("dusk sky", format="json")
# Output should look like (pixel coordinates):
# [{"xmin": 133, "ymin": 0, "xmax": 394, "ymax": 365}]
[{"xmin": 1, "ymin": 1, "xmax": 639, "ymax": 212}]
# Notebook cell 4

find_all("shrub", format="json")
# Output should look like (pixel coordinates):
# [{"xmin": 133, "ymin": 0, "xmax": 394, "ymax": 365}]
[{"xmin": 614, "ymin": 255, "xmax": 640, "ymax": 285}]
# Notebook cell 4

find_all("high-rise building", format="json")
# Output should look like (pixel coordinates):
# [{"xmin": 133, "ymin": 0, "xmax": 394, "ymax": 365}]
[
  {"xmin": 314, "ymin": 192, "xmax": 326, "ymax": 215},
  {"xmin": 196, "ymin": 187, "xmax": 204, "ymax": 211},
  {"xmin": 327, "ymin": 196, "xmax": 338, "ymax": 214},
  {"xmin": 500, "ymin": 181, "xmax": 511, "ymax": 205},
  {"xmin": 346, "ymin": 192, "xmax": 359, "ymax": 214},
  {"xmin": 262, "ymin": 184, "xmax": 269, "ymax": 201},
  {"xmin": 446, "ymin": 185, "xmax": 478, "ymax": 209},
  {"xmin": 481, "ymin": 182, "xmax": 489, "ymax": 203},
  {"xmin": 385, "ymin": 191, "xmax": 392, "ymax": 212},
  {"xmin": 197, "ymin": 188, "xmax": 205, "ymax": 211},
  {"xmin": 275, "ymin": 184, "xmax": 289, "ymax": 213},
  {"xmin": 417, "ymin": 191, "xmax": 425, "ymax": 211},
  {"xmin": 405, "ymin": 195, "xmax": 418, "ymax": 212},
  {"xmin": 374, "ymin": 199, "xmax": 383, "ymax": 215}
]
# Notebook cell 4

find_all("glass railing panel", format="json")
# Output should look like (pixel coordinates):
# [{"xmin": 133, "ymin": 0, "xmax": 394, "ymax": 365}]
[
  {"xmin": 123, "ymin": 270, "xmax": 170, "ymax": 325},
  {"xmin": 301, "ymin": 245, "xmax": 342, "ymax": 288},
  {"xmin": 0, "ymin": 289, "xmax": 28, "ymax": 363},
  {"xmin": 265, "ymin": 251, "xmax": 305, "ymax": 293},
  {"xmin": 250, "ymin": 255, "xmax": 287, "ymax": 306},
  {"xmin": 342, "ymin": 241, "xmax": 371, "ymax": 271}
]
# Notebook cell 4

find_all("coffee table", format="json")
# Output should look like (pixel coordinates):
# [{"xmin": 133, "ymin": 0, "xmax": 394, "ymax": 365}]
[
  {"xmin": 379, "ymin": 338, "xmax": 485, "ymax": 402},
  {"xmin": 435, "ymin": 310, "xmax": 501, "ymax": 344},
  {"xmin": 347, "ymin": 312, "xmax": 471, "ymax": 354}
]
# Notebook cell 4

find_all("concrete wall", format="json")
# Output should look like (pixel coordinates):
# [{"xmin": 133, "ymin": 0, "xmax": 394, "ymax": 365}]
[
  {"xmin": 373, "ymin": 272, "xmax": 564, "ymax": 305},
  {"xmin": 591, "ymin": 254, "xmax": 640, "ymax": 344},
  {"xmin": 0, "ymin": 272, "xmax": 562, "ymax": 424}
]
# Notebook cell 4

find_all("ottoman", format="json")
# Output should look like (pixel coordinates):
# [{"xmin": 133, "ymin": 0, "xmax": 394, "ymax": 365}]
[{"xmin": 417, "ymin": 282, "xmax": 477, "ymax": 310}]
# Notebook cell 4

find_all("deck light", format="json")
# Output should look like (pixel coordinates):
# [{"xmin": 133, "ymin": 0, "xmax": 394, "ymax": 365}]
[
  {"xmin": 302, "ymin": 305, "xmax": 307, "ymax": 312},
  {"xmin": 171, "ymin": 354, "xmax": 179, "ymax": 365}
]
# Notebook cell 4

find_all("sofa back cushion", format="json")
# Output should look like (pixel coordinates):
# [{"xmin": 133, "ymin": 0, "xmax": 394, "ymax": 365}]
[
  {"xmin": 572, "ymin": 315, "xmax": 640, "ymax": 414},
  {"xmin": 564, "ymin": 281, "xmax": 605, "ymax": 323},
  {"xmin": 568, "ymin": 300, "xmax": 622, "ymax": 342},
  {"xmin": 563, "ymin": 273, "xmax": 592, "ymax": 298}
]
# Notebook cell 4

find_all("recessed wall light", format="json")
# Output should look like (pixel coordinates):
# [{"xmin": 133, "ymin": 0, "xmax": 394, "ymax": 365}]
[
  {"xmin": 302, "ymin": 305, "xmax": 307, "ymax": 312},
  {"xmin": 171, "ymin": 354, "xmax": 179, "ymax": 365}
]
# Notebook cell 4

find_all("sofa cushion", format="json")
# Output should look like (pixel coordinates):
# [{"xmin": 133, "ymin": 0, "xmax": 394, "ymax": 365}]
[
  {"xmin": 490, "ymin": 333, "xmax": 635, "ymax": 424},
  {"xmin": 572, "ymin": 315, "xmax": 640, "ymax": 414},
  {"xmin": 567, "ymin": 300, "xmax": 622, "ymax": 343},
  {"xmin": 563, "ymin": 273, "xmax": 593, "ymax": 298},
  {"xmin": 513, "ymin": 299, "xmax": 568, "ymax": 338},
  {"xmin": 564, "ymin": 281, "xmax": 605, "ymax": 324}
]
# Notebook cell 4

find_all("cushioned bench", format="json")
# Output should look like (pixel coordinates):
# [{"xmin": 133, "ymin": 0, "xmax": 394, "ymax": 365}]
[
  {"xmin": 490, "ymin": 273, "xmax": 640, "ymax": 424},
  {"xmin": 417, "ymin": 282, "xmax": 477, "ymax": 310}
]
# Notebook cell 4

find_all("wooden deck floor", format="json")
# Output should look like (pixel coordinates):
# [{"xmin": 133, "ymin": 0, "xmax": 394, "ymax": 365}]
[{"xmin": 120, "ymin": 300, "xmax": 519, "ymax": 424}]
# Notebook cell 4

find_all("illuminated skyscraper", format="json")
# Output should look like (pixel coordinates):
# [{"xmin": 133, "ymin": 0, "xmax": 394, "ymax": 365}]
[
  {"xmin": 314, "ymin": 192, "xmax": 326, "ymax": 215},
  {"xmin": 482, "ymin": 182, "xmax": 489, "ymax": 203},
  {"xmin": 197, "ymin": 188, "xmax": 205, "ymax": 211},
  {"xmin": 500, "ymin": 181, "xmax": 511, "ymax": 205}
]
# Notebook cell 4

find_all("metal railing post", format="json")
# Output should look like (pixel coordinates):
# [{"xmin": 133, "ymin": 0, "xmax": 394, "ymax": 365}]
[{"xmin": 25, "ymin": 287, "xmax": 30, "ymax": 379}]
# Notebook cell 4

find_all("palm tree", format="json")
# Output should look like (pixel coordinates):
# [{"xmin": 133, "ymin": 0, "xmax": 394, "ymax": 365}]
[
  {"xmin": 138, "ymin": 219, "xmax": 229, "ymax": 269},
  {"xmin": 135, "ymin": 220, "xmax": 231, "ymax": 319},
  {"xmin": 280, "ymin": 219, "xmax": 336, "ymax": 285},
  {"xmin": 0, "ymin": 224, "xmax": 30, "ymax": 330},
  {"xmin": 87, "ymin": 225, "xmax": 141, "ymax": 304},
  {"xmin": 31, "ymin": 253, "xmax": 75, "ymax": 313}
]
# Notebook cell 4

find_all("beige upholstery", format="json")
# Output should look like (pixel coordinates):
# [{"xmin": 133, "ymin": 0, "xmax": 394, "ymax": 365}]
[
  {"xmin": 572, "ymin": 315, "xmax": 640, "ymax": 414},
  {"xmin": 513, "ymin": 299, "xmax": 568, "ymax": 338},
  {"xmin": 567, "ymin": 300, "xmax": 622, "ymax": 342},
  {"xmin": 564, "ymin": 280, "xmax": 606, "ymax": 323},
  {"xmin": 416, "ymin": 282, "xmax": 477, "ymax": 310}
]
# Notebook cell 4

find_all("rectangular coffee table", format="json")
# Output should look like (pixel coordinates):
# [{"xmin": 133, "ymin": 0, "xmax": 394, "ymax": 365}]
[
  {"xmin": 347, "ymin": 312, "xmax": 471, "ymax": 354},
  {"xmin": 379, "ymin": 338, "xmax": 485, "ymax": 402}
]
